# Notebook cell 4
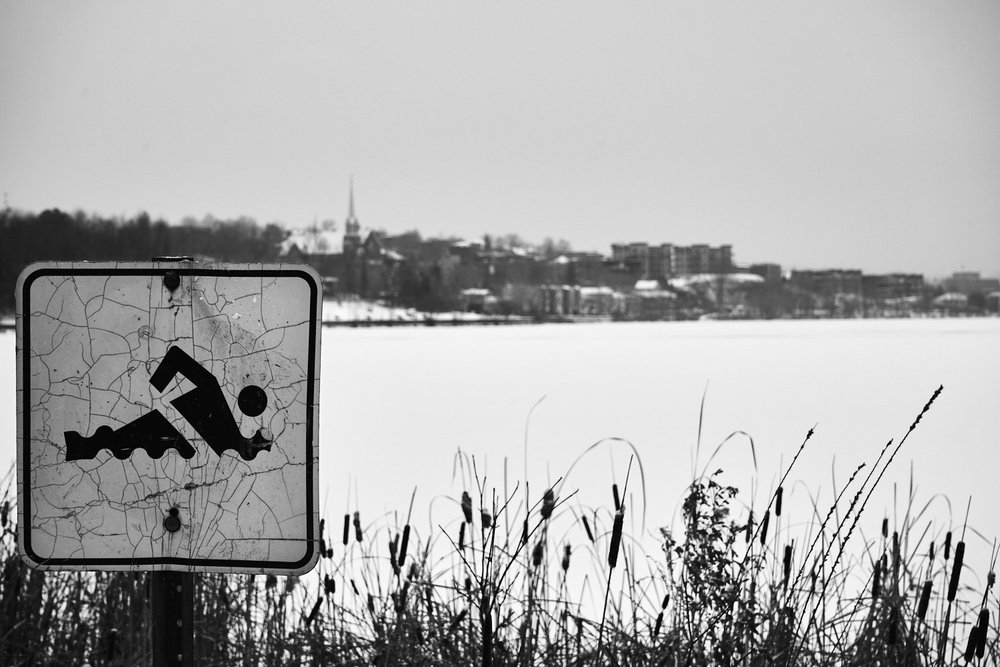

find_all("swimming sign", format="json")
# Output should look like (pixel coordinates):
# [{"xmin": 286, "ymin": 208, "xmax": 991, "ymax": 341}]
[{"xmin": 15, "ymin": 262, "xmax": 321, "ymax": 574}]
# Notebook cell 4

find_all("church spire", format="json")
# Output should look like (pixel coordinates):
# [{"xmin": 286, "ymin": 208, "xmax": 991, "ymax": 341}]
[{"xmin": 345, "ymin": 177, "xmax": 358, "ymax": 229}]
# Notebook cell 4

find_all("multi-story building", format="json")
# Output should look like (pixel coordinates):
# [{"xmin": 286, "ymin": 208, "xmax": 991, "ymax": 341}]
[
  {"xmin": 862, "ymin": 273, "xmax": 925, "ymax": 301},
  {"xmin": 942, "ymin": 271, "xmax": 1000, "ymax": 296},
  {"xmin": 611, "ymin": 241, "xmax": 733, "ymax": 279},
  {"xmin": 789, "ymin": 269, "xmax": 863, "ymax": 297}
]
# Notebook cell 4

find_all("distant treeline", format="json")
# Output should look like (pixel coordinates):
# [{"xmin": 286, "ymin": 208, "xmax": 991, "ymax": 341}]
[{"xmin": 1, "ymin": 209, "xmax": 286, "ymax": 314}]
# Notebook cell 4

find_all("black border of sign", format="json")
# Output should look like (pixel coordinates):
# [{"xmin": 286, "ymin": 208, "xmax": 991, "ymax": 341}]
[{"xmin": 20, "ymin": 266, "xmax": 319, "ymax": 572}]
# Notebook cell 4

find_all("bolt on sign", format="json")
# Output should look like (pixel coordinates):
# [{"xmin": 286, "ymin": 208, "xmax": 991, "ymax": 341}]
[{"xmin": 15, "ymin": 262, "xmax": 321, "ymax": 574}]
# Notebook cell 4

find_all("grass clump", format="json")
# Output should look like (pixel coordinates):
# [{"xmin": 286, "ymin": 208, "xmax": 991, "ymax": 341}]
[{"xmin": 1, "ymin": 385, "xmax": 997, "ymax": 665}]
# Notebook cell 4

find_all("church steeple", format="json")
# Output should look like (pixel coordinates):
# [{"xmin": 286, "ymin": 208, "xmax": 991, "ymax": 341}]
[
  {"xmin": 343, "ymin": 179, "xmax": 361, "ymax": 256},
  {"xmin": 345, "ymin": 178, "xmax": 360, "ymax": 235}
]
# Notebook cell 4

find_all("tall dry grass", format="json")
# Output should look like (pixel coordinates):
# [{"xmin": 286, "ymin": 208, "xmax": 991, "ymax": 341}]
[{"xmin": 1, "ymin": 385, "xmax": 997, "ymax": 665}]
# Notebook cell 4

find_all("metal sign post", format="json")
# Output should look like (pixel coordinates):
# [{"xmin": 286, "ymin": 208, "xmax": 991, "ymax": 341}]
[
  {"xmin": 15, "ymin": 261, "xmax": 322, "ymax": 662},
  {"xmin": 151, "ymin": 571, "xmax": 194, "ymax": 667}
]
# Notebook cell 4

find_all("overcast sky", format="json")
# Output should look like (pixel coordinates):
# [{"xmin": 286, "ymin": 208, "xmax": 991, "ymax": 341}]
[{"xmin": 1, "ymin": 1, "xmax": 998, "ymax": 277}]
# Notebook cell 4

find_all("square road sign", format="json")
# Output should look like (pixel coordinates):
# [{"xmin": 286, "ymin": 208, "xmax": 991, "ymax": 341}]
[{"xmin": 15, "ymin": 262, "xmax": 321, "ymax": 574}]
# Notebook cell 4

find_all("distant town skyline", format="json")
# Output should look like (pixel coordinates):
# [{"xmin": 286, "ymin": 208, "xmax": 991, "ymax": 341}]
[{"xmin": 1, "ymin": 2, "xmax": 998, "ymax": 279}]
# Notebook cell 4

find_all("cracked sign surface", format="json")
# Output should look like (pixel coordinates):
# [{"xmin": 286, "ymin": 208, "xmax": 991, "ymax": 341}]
[{"xmin": 15, "ymin": 262, "xmax": 321, "ymax": 574}]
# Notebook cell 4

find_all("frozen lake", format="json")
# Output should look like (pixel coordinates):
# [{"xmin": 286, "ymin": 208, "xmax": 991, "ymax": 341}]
[{"xmin": 4, "ymin": 317, "xmax": 999, "ymax": 555}]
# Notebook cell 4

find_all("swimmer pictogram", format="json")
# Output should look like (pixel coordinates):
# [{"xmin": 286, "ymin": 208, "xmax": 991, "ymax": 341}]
[{"xmin": 64, "ymin": 346, "xmax": 272, "ymax": 461}]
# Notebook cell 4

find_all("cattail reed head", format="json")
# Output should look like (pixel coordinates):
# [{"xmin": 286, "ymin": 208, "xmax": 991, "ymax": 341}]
[
  {"xmin": 458, "ymin": 522, "xmax": 466, "ymax": 552},
  {"xmin": 351, "ymin": 579, "xmax": 359, "ymax": 596},
  {"xmin": 782, "ymin": 544, "xmax": 792, "ymax": 585},
  {"xmin": 582, "ymin": 515, "xmax": 594, "ymax": 543},
  {"xmin": 881, "ymin": 517, "xmax": 888, "ymax": 539},
  {"xmin": 759, "ymin": 509, "xmax": 771, "ymax": 547},
  {"xmin": 775, "ymin": 486, "xmax": 783, "ymax": 517},
  {"xmin": 916, "ymin": 580, "xmax": 932, "ymax": 621},
  {"xmin": 608, "ymin": 509, "xmax": 624, "ymax": 569},
  {"xmin": 480, "ymin": 509, "xmax": 493, "ymax": 529},
  {"xmin": 944, "ymin": 531, "xmax": 952, "ymax": 560},
  {"xmin": 324, "ymin": 574, "xmax": 336, "ymax": 595},
  {"xmin": 521, "ymin": 519, "xmax": 528, "ymax": 546},
  {"xmin": 653, "ymin": 611, "xmax": 664, "ymax": 638},
  {"xmin": 389, "ymin": 534, "xmax": 400, "ymax": 576},
  {"xmin": 561, "ymin": 544, "xmax": 571, "ymax": 572},
  {"xmin": 612, "ymin": 484, "xmax": 621, "ymax": 511},
  {"xmin": 976, "ymin": 609, "xmax": 989, "ymax": 659},
  {"xmin": 928, "ymin": 540, "xmax": 935, "ymax": 562},
  {"xmin": 399, "ymin": 525, "xmax": 411, "ymax": 567},
  {"xmin": 987, "ymin": 570, "xmax": 996, "ymax": 588},
  {"xmin": 964, "ymin": 622, "xmax": 980, "ymax": 663},
  {"xmin": 461, "ymin": 491, "xmax": 473, "ymax": 524},
  {"xmin": 353, "ymin": 511, "xmax": 363, "ymax": 543},
  {"xmin": 532, "ymin": 539, "xmax": 544, "ymax": 567},
  {"xmin": 947, "ymin": 540, "xmax": 965, "ymax": 602},
  {"xmin": 541, "ymin": 488, "xmax": 556, "ymax": 520},
  {"xmin": 871, "ymin": 558, "xmax": 882, "ymax": 599},
  {"xmin": 745, "ymin": 510, "xmax": 753, "ymax": 544},
  {"xmin": 342, "ymin": 514, "xmax": 350, "ymax": 546}
]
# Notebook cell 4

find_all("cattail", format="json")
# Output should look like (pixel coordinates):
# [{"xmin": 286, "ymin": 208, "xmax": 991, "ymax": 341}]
[
  {"xmin": 342, "ymin": 514, "xmax": 350, "ymax": 546},
  {"xmin": 389, "ymin": 534, "xmax": 400, "ymax": 576},
  {"xmin": 759, "ymin": 509, "xmax": 771, "ymax": 547},
  {"xmin": 916, "ymin": 580, "xmax": 932, "ymax": 621},
  {"xmin": 561, "ymin": 544, "xmax": 571, "ymax": 572},
  {"xmin": 988, "ymin": 570, "xmax": 996, "ymax": 588},
  {"xmin": 1, "ymin": 500, "xmax": 8, "ymax": 528},
  {"xmin": 612, "ymin": 484, "xmax": 621, "ymax": 511},
  {"xmin": 480, "ymin": 509, "xmax": 493, "ymax": 529},
  {"xmin": 306, "ymin": 597, "xmax": 323, "ymax": 625},
  {"xmin": 353, "ymin": 511, "xmax": 363, "ymax": 543},
  {"xmin": 872, "ymin": 558, "xmax": 882, "ymax": 599},
  {"xmin": 327, "ymin": 546, "xmax": 333, "ymax": 559},
  {"xmin": 948, "ymin": 541, "xmax": 965, "ymax": 601},
  {"xmin": 350, "ymin": 579, "xmax": 359, "ymax": 596},
  {"xmin": 975, "ymin": 609, "xmax": 989, "ymax": 659},
  {"xmin": 458, "ymin": 522, "xmax": 466, "ymax": 552},
  {"xmin": 944, "ymin": 531, "xmax": 952, "ymax": 560},
  {"xmin": 448, "ymin": 609, "xmax": 468, "ymax": 634},
  {"xmin": 745, "ymin": 510, "xmax": 753, "ymax": 544},
  {"xmin": 892, "ymin": 531, "xmax": 900, "ymax": 582},
  {"xmin": 521, "ymin": 519, "xmax": 528, "ymax": 547},
  {"xmin": 782, "ymin": 545, "xmax": 792, "ymax": 585},
  {"xmin": 541, "ymin": 488, "xmax": 556, "ymax": 520},
  {"xmin": 461, "ymin": 491, "xmax": 473, "ymax": 524},
  {"xmin": 608, "ymin": 509, "xmax": 624, "ymax": 569},
  {"xmin": 323, "ymin": 575, "xmax": 336, "ymax": 595},
  {"xmin": 532, "ymin": 539, "xmax": 544, "ymax": 567},
  {"xmin": 319, "ymin": 537, "xmax": 328, "ymax": 558},
  {"xmin": 582, "ymin": 515, "xmax": 594, "ymax": 543},
  {"xmin": 929, "ymin": 540, "xmax": 935, "ymax": 562},
  {"xmin": 367, "ymin": 593, "xmax": 375, "ymax": 614},
  {"xmin": 775, "ymin": 486, "xmax": 784, "ymax": 517},
  {"xmin": 399, "ymin": 525, "xmax": 411, "ymax": 567},
  {"xmin": 964, "ymin": 622, "xmax": 980, "ymax": 663},
  {"xmin": 881, "ymin": 517, "xmax": 888, "ymax": 539},
  {"xmin": 653, "ymin": 612, "xmax": 664, "ymax": 638}
]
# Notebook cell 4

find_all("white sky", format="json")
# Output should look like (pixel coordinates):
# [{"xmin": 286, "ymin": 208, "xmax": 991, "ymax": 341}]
[{"xmin": 1, "ymin": 1, "xmax": 998, "ymax": 277}]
